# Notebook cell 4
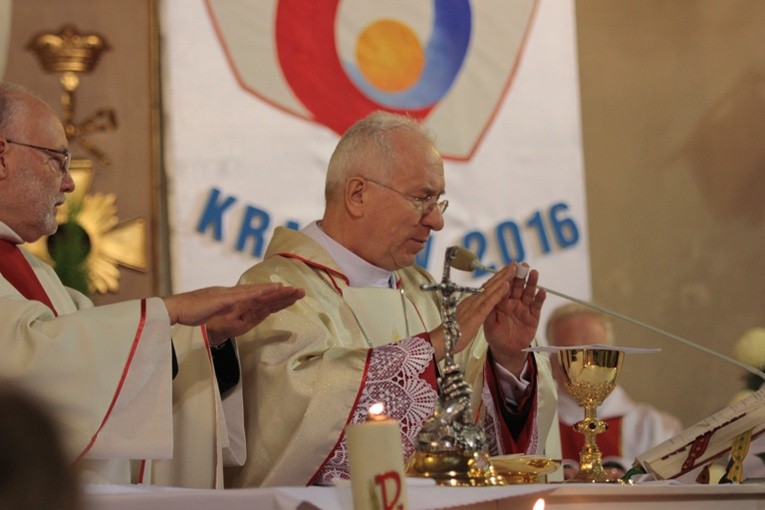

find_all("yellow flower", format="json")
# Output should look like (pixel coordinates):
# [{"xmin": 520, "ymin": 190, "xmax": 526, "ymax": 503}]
[{"xmin": 732, "ymin": 327, "xmax": 765, "ymax": 369}]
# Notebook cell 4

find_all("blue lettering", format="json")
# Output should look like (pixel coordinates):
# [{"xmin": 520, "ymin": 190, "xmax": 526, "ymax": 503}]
[
  {"xmin": 196, "ymin": 188, "xmax": 238, "ymax": 240},
  {"xmin": 236, "ymin": 206, "xmax": 271, "ymax": 257},
  {"xmin": 549, "ymin": 202, "xmax": 580, "ymax": 248},
  {"xmin": 496, "ymin": 220, "xmax": 525, "ymax": 263}
]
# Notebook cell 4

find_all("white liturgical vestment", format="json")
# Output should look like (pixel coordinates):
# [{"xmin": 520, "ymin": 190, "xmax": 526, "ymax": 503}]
[{"xmin": 0, "ymin": 222, "xmax": 243, "ymax": 488}]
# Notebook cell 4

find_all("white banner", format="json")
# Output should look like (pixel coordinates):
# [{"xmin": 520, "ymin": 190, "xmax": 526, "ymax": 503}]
[{"xmin": 161, "ymin": 0, "xmax": 590, "ymax": 334}]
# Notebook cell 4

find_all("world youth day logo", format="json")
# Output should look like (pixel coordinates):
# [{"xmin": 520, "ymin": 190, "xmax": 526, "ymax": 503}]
[{"xmin": 205, "ymin": 0, "xmax": 538, "ymax": 161}]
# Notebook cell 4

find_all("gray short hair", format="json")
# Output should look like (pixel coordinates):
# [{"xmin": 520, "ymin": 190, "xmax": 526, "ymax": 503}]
[
  {"xmin": 0, "ymin": 83, "xmax": 30, "ymax": 134},
  {"xmin": 324, "ymin": 111, "xmax": 433, "ymax": 203}
]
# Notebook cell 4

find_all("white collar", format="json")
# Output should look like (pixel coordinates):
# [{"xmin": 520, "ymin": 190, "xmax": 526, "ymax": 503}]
[{"xmin": 302, "ymin": 221, "xmax": 395, "ymax": 289}]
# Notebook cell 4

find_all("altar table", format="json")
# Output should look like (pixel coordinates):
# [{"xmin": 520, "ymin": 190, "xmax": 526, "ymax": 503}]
[{"xmin": 84, "ymin": 481, "xmax": 765, "ymax": 510}]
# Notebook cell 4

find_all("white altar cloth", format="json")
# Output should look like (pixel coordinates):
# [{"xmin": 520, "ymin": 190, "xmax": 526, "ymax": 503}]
[{"xmin": 84, "ymin": 480, "xmax": 765, "ymax": 510}]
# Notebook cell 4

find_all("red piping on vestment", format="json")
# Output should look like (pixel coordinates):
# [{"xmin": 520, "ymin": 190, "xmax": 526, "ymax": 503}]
[
  {"xmin": 136, "ymin": 459, "xmax": 147, "ymax": 484},
  {"xmin": 75, "ymin": 299, "xmax": 148, "ymax": 463},
  {"xmin": 474, "ymin": 398, "xmax": 484, "ymax": 424},
  {"xmin": 274, "ymin": 252, "xmax": 349, "ymax": 295},
  {"xmin": 307, "ymin": 348, "xmax": 373, "ymax": 485}
]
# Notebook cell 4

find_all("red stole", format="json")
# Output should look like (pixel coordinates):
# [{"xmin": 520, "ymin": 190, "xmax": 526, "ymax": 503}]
[
  {"xmin": 560, "ymin": 416, "xmax": 623, "ymax": 461},
  {"xmin": 0, "ymin": 239, "xmax": 58, "ymax": 315}
]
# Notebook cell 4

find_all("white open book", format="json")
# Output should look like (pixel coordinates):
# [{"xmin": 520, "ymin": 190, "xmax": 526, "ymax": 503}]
[{"xmin": 635, "ymin": 386, "xmax": 765, "ymax": 479}]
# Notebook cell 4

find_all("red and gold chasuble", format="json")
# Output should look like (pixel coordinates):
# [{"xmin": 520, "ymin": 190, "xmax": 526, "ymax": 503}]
[{"xmin": 309, "ymin": 285, "xmax": 538, "ymax": 485}]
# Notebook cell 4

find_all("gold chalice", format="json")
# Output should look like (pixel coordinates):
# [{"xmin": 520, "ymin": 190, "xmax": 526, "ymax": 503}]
[{"xmin": 558, "ymin": 348, "xmax": 624, "ymax": 483}]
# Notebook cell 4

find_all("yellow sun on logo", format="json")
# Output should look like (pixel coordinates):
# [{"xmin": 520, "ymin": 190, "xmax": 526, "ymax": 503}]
[
  {"xmin": 24, "ymin": 159, "xmax": 148, "ymax": 294},
  {"xmin": 356, "ymin": 19, "xmax": 425, "ymax": 92}
]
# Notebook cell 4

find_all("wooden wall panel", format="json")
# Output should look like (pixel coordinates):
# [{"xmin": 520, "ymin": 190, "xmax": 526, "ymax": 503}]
[{"xmin": 3, "ymin": 0, "xmax": 160, "ymax": 305}]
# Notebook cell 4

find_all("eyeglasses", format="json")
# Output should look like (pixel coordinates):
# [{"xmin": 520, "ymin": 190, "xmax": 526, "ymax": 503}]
[
  {"xmin": 364, "ymin": 177, "xmax": 449, "ymax": 216},
  {"xmin": 6, "ymin": 139, "xmax": 71, "ymax": 175}
]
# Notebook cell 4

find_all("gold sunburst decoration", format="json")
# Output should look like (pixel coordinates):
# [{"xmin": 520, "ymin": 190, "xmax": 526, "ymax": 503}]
[{"xmin": 24, "ymin": 159, "xmax": 148, "ymax": 294}]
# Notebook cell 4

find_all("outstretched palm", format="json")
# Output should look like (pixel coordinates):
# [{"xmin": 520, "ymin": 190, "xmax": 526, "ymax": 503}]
[{"xmin": 484, "ymin": 266, "xmax": 546, "ymax": 372}]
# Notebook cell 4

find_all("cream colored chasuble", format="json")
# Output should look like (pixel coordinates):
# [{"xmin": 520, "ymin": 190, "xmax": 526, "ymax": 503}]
[{"xmin": 342, "ymin": 287, "xmax": 422, "ymax": 346}]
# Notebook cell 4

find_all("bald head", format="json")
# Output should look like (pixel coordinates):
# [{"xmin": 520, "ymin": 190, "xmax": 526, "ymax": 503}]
[{"xmin": 546, "ymin": 303, "xmax": 614, "ymax": 347}]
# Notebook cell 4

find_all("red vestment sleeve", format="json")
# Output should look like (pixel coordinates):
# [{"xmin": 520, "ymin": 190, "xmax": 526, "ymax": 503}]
[
  {"xmin": 560, "ymin": 416, "xmax": 623, "ymax": 463},
  {"xmin": 484, "ymin": 350, "xmax": 537, "ymax": 454}
]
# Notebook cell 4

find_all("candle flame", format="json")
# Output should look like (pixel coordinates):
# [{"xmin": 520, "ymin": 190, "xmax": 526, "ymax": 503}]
[
  {"xmin": 532, "ymin": 498, "xmax": 545, "ymax": 510},
  {"xmin": 368, "ymin": 402, "xmax": 387, "ymax": 420}
]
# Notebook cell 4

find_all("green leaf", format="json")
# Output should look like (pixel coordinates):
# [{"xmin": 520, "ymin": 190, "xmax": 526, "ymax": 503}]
[{"xmin": 47, "ymin": 220, "xmax": 91, "ymax": 296}]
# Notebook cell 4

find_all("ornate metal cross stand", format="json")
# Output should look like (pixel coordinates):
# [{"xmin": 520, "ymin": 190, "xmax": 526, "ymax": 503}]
[{"xmin": 405, "ymin": 247, "xmax": 502, "ymax": 486}]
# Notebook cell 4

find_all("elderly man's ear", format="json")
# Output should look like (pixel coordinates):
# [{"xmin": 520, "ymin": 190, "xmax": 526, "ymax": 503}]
[{"xmin": 345, "ymin": 176, "xmax": 368, "ymax": 218}]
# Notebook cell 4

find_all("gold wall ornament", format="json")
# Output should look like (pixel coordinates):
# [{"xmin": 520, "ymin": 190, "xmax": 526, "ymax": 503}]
[
  {"xmin": 25, "ymin": 159, "xmax": 149, "ymax": 294},
  {"xmin": 23, "ymin": 24, "xmax": 148, "ymax": 295},
  {"xmin": 27, "ymin": 24, "xmax": 116, "ymax": 164}
]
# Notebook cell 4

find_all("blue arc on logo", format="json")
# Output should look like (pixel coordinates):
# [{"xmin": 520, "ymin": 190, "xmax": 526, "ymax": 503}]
[{"xmin": 343, "ymin": 0, "xmax": 472, "ymax": 109}]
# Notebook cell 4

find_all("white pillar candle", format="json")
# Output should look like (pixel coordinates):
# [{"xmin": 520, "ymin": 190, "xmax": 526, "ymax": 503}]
[{"xmin": 346, "ymin": 403, "xmax": 410, "ymax": 510}]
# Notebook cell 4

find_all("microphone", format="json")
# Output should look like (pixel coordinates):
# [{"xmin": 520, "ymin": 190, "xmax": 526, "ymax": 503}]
[{"xmin": 449, "ymin": 246, "xmax": 765, "ymax": 381}]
